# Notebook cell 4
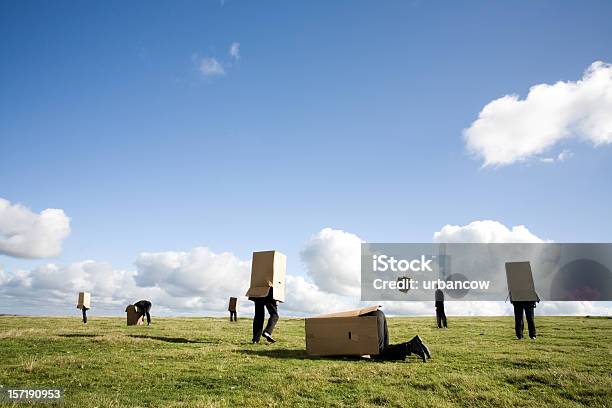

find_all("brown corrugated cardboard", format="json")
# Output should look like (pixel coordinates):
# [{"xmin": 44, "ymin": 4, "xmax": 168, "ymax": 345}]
[
  {"xmin": 505, "ymin": 261, "xmax": 540, "ymax": 301},
  {"xmin": 125, "ymin": 305, "xmax": 144, "ymax": 326},
  {"xmin": 305, "ymin": 305, "xmax": 381, "ymax": 356},
  {"xmin": 77, "ymin": 292, "xmax": 91, "ymax": 309},
  {"xmin": 228, "ymin": 297, "xmax": 238, "ymax": 312},
  {"xmin": 245, "ymin": 250, "xmax": 286, "ymax": 302}
]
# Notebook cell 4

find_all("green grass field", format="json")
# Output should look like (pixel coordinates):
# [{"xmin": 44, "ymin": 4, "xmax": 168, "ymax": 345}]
[{"xmin": 0, "ymin": 316, "xmax": 610, "ymax": 407}]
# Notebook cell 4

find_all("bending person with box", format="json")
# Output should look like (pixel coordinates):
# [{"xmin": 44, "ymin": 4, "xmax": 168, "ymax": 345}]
[
  {"xmin": 134, "ymin": 300, "xmax": 152, "ymax": 326},
  {"xmin": 246, "ymin": 251, "xmax": 286, "ymax": 344}
]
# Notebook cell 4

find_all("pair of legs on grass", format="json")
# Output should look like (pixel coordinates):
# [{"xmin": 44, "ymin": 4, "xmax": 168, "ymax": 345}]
[
  {"xmin": 251, "ymin": 290, "xmax": 278, "ymax": 343},
  {"xmin": 512, "ymin": 301, "xmax": 536, "ymax": 339},
  {"xmin": 367, "ymin": 310, "xmax": 431, "ymax": 362}
]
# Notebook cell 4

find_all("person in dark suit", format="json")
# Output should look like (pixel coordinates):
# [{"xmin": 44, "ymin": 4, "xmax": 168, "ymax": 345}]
[
  {"xmin": 511, "ymin": 300, "xmax": 537, "ymax": 340},
  {"xmin": 81, "ymin": 307, "xmax": 89, "ymax": 324},
  {"xmin": 435, "ymin": 287, "xmax": 447, "ymax": 328},
  {"xmin": 134, "ymin": 300, "xmax": 152, "ymax": 326},
  {"xmin": 365, "ymin": 309, "xmax": 431, "ymax": 362},
  {"xmin": 249, "ymin": 289, "xmax": 278, "ymax": 343}
]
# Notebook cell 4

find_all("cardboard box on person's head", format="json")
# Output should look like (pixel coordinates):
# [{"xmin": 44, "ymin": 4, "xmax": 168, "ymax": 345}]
[
  {"xmin": 505, "ymin": 261, "xmax": 540, "ymax": 302},
  {"xmin": 77, "ymin": 292, "xmax": 91, "ymax": 309},
  {"xmin": 305, "ymin": 305, "xmax": 381, "ymax": 356},
  {"xmin": 125, "ymin": 305, "xmax": 144, "ymax": 326},
  {"xmin": 228, "ymin": 297, "xmax": 238, "ymax": 312},
  {"xmin": 245, "ymin": 250, "xmax": 286, "ymax": 302}
]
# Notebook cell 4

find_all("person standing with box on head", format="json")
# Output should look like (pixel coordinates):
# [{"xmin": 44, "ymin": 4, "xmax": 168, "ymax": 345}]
[
  {"xmin": 77, "ymin": 292, "xmax": 91, "ymax": 323},
  {"xmin": 505, "ymin": 262, "xmax": 539, "ymax": 340},
  {"xmin": 245, "ymin": 250, "xmax": 286, "ymax": 344},
  {"xmin": 435, "ymin": 285, "xmax": 447, "ymax": 328},
  {"xmin": 228, "ymin": 297, "xmax": 238, "ymax": 322}
]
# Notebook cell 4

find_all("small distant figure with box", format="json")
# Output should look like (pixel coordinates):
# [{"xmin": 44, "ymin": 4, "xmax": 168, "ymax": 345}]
[
  {"xmin": 134, "ymin": 300, "xmax": 152, "ymax": 325},
  {"xmin": 228, "ymin": 297, "xmax": 238, "ymax": 322},
  {"xmin": 125, "ymin": 300, "xmax": 152, "ymax": 326},
  {"xmin": 435, "ymin": 285, "xmax": 447, "ymax": 328},
  {"xmin": 506, "ymin": 262, "xmax": 540, "ymax": 340},
  {"xmin": 77, "ymin": 292, "xmax": 91, "ymax": 323},
  {"xmin": 245, "ymin": 250, "xmax": 286, "ymax": 344}
]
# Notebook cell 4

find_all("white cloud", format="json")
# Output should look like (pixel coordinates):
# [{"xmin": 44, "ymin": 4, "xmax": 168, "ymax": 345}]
[
  {"xmin": 0, "ymin": 198, "xmax": 71, "ymax": 258},
  {"xmin": 199, "ymin": 57, "xmax": 225, "ymax": 77},
  {"xmin": 433, "ymin": 220, "xmax": 547, "ymax": 243},
  {"xmin": 229, "ymin": 42, "xmax": 240, "ymax": 60},
  {"xmin": 300, "ymin": 228, "xmax": 364, "ymax": 296},
  {"xmin": 464, "ymin": 61, "xmax": 612, "ymax": 166},
  {"xmin": 134, "ymin": 247, "xmax": 250, "ymax": 301},
  {"xmin": 1, "ymin": 223, "xmax": 609, "ymax": 317}
]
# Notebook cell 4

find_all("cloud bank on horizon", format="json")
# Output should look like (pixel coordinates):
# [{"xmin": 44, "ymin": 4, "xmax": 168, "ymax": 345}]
[
  {"xmin": 0, "ymin": 201, "xmax": 609, "ymax": 317},
  {"xmin": 464, "ymin": 61, "xmax": 612, "ymax": 167}
]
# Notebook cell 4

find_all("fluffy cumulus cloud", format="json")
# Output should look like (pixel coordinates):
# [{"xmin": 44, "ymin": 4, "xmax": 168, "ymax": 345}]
[
  {"xmin": 0, "ymin": 198, "xmax": 71, "ymax": 258},
  {"xmin": 0, "ymin": 247, "xmax": 251, "ymax": 316},
  {"xmin": 464, "ymin": 61, "xmax": 612, "ymax": 166},
  {"xmin": 433, "ymin": 220, "xmax": 547, "ymax": 243},
  {"xmin": 0, "ymin": 261, "xmax": 140, "ymax": 314},
  {"xmin": 134, "ymin": 247, "xmax": 250, "ymax": 307},
  {"xmin": 300, "ymin": 228, "xmax": 363, "ymax": 296}
]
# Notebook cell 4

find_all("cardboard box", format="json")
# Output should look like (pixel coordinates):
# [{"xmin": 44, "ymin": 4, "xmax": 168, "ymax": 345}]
[
  {"xmin": 125, "ymin": 305, "xmax": 144, "ymax": 326},
  {"xmin": 77, "ymin": 292, "xmax": 91, "ymax": 309},
  {"xmin": 228, "ymin": 297, "xmax": 238, "ymax": 312},
  {"xmin": 305, "ymin": 305, "xmax": 381, "ymax": 356},
  {"xmin": 505, "ymin": 261, "xmax": 540, "ymax": 302},
  {"xmin": 245, "ymin": 250, "xmax": 286, "ymax": 302}
]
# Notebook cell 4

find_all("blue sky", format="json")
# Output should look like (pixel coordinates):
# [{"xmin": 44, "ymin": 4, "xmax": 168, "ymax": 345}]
[{"xmin": 1, "ymin": 1, "xmax": 611, "ymax": 315}]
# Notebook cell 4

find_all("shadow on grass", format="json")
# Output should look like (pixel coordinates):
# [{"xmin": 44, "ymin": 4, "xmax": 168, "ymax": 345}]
[
  {"xmin": 58, "ymin": 334, "xmax": 99, "ymax": 338},
  {"xmin": 128, "ymin": 335, "xmax": 206, "ymax": 344},
  {"xmin": 238, "ymin": 348, "xmax": 363, "ymax": 361}
]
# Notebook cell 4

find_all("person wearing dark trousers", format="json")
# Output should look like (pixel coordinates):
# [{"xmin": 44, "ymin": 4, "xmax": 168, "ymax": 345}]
[
  {"xmin": 229, "ymin": 310, "xmax": 237, "ymax": 322},
  {"xmin": 250, "ymin": 289, "xmax": 278, "ymax": 343},
  {"xmin": 365, "ymin": 310, "xmax": 431, "ymax": 362},
  {"xmin": 435, "ymin": 288, "xmax": 447, "ymax": 328},
  {"xmin": 81, "ymin": 307, "xmax": 89, "ymax": 324},
  {"xmin": 512, "ymin": 301, "xmax": 537, "ymax": 340},
  {"xmin": 134, "ymin": 300, "xmax": 152, "ymax": 326}
]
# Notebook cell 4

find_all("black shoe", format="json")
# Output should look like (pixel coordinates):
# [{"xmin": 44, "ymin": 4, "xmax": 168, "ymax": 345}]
[
  {"xmin": 252, "ymin": 339, "xmax": 259, "ymax": 344},
  {"xmin": 262, "ymin": 332, "xmax": 276, "ymax": 343},
  {"xmin": 405, "ymin": 340, "xmax": 426, "ymax": 362},
  {"xmin": 411, "ymin": 336, "xmax": 431, "ymax": 359}
]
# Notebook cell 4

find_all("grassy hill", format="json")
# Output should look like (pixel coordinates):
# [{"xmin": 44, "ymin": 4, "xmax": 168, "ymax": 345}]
[{"xmin": 0, "ymin": 316, "xmax": 610, "ymax": 407}]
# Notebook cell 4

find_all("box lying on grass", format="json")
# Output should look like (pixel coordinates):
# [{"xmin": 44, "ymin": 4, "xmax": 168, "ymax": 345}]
[
  {"xmin": 125, "ymin": 305, "xmax": 143, "ymax": 326},
  {"xmin": 77, "ymin": 292, "xmax": 90, "ymax": 309},
  {"xmin": 305, "ymin": 305, "xmax": 381, "ymax": 356},
  {"xmin": 245, "ymin": 250, "xmax": 286, "ymax": 302}
]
